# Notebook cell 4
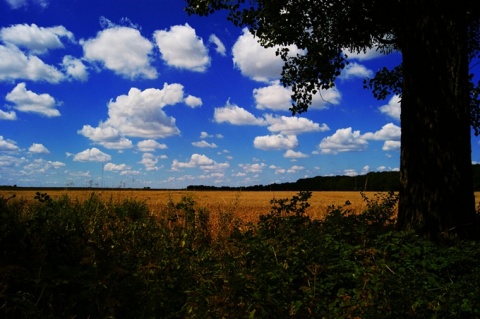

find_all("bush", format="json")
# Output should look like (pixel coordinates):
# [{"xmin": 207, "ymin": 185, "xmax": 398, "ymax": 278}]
[{"xmin": 1, "ymin": 191, "xmax": 479, "ymax": 318}]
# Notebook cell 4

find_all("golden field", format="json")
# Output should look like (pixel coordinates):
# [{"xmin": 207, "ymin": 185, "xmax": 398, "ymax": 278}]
[{"xmin": 2, "ymin": 189, "xmax": 479, "ymax": 231}]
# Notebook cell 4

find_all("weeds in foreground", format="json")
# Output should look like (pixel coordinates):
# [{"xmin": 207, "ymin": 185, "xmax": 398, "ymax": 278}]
[{"xmin": 0, "ymin": 191, "xmax": 479, "ymax": 318}]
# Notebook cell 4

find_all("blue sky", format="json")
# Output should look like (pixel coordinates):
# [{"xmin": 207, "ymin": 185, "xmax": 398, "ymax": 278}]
[{"xmin": 0, "ymin": 0, "xmax": 478, "ymax": 189}]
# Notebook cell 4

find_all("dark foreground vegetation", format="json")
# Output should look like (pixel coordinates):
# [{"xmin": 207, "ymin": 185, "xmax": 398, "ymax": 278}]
[{"xmin": 1, "ymin": 191, "xmax": 480, "ymax": 318}]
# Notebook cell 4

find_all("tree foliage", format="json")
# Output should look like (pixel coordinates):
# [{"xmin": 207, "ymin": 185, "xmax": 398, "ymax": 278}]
[{"xmin": 186, "ymin": 0, "xmax": 480, "ymax": 117}]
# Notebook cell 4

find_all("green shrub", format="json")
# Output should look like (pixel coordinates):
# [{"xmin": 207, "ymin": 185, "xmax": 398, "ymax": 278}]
[{"xmin": 1, "ymin": 191, "xmax": 479, "ymax": 318}]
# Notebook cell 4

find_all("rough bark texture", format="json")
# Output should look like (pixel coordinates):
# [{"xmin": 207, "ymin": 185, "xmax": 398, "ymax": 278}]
[{"xmin": 397, "ymin": 1, "xmax": 477, "ymax": 240}]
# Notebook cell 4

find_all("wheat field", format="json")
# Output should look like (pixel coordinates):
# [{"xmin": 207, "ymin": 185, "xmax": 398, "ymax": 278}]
[{"xmin": 2, "ymin": 189, "xmax": 479, "ymax": 231}]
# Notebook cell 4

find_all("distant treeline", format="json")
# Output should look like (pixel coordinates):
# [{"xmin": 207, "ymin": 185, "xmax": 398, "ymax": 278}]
[{"xmin": 188, "ymin": 164, "xmax": 480, "ymax": 192}]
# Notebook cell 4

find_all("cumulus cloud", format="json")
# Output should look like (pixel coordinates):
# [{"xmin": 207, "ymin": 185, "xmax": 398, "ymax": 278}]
[
  {"xmin": 154, "ymin": 23, "xmax": 210, "ymax": 72},
  {"xmin": 232, "ymin": 28, "xmax": 303, "ymax": 82},
  {"xmin": 363, "ymin": 123, "xmax": 401, "ymax": 141},
  {"xmin": 284, "ymin": 149, "xmax": 308, "ymax": 159},
  {"xmin": 140, "ymin": 153, "xmax": 159, "ymax": 171},
  {"xmin": 382, "ymin": 140, "xmax": 401, "ymax": 151},
  {"xmin": 73, "ymin": 148, "xmax": 111, "ymax": 162},
  {"xmin": 209, "ymin": 34, "xmax": 226, "ymax": 56},
  {"xmin": 253, "ymin": 81, "xmax": 292, "ymax": 111},
  {"xmin": 23, "ymin": 159, "xmax": 65, "ymax": 174},
  {"xmin": 0, "ymin": 109, "xmax": 17, "ymax": 120},
  {"xmin": 318, "ymin": 127, "xmax": 368, "ymax": 154},
  {"xmin": 379, "ymin": 95, "xmax": 401, "ymax": 121},
  {"xmin": 311, "ymin": 87, "xmax": 341, "ymax": 109},
  {"xmin": 0, "ymin": 44, "xmax": 64, "ymax": 83},
  {"xmin": 0, "ymin": 23, "xmax": 74, "ymax": 55},
  {"xmin": 254, "ymin": 134, "xmax": 298, "ymax": 150},
  {"xmin": 29, "ymin": 143, "xmax": 49, "ymax": 154},
  {"xmin": 339, "ymin": 62, "xmax": 373, "ymax": 80},
  {"xmin": 239, "ymin": 162, "xmax": 266, "ymax": 173},
  {"xmin": 0, "ymin": 136, "xmax": 20, "ymax": 152},
  {"xmin": 79, "ymin": 84, "xmax": 190, "ymax": 148},
  {"xmin": 62, "ymin": 55, "xmax": 88, "ymax": 81},
  {"xmin": 82, "ymin": 26, "xmax": 157, "ymax": 79},
  {"xmin": 214, "ymin": 100, "xmax": 266, "ymax": 125},
  {"xmin": 104, "ymin": 162, "xmax": 130, "ymax": 172},
  {"xmin": 265, "ymin": 114, "xmax": 329, "ymax": 135},
  {"xmin": 192, "ymin": 140, "xmax": 218, "ymax": 148},
  {"xmin": 137, "ymin": 139, "xmax": 167, "ymax": 152},
  {"xmin": 184, "ymin": 95, "xmax": 202, "ymax": 108},
  {"xmin": 253, "ymin": 81, "xmax": 340, "ymax": 111},
  {"xmin": 6, "ymin": 82, "xmax": 60, "ymax": 117},
  {"xmin": 172, "ymin": 153, "xmax": 229, "ymax": 172},
  {"xmin": 287, "ymin": 165, "xmax": 305, "ymax": 173}
]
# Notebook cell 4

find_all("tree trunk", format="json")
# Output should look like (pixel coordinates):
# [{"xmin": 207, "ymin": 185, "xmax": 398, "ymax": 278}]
[{"xmin": 397, "ymin": 1, "xmax": 477, "ymax": 240}]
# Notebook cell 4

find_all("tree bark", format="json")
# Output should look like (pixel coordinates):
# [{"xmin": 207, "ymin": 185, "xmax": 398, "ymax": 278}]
[{"xmin": 397, "ymin": 1, "xmax": 477, "ymax": 240}]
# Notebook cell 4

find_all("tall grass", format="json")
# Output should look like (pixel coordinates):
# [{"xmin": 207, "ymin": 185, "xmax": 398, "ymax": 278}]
[{"xmin": 1, "ymin": 191, "xmax": 479, "ymax": 318}]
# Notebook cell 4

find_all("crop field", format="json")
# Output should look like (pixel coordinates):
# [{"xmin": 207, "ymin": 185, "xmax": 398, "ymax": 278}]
[
  {"xmin": 2, "ymin": 189, "xmax": 479, "ymax": 233},
  {"xmin": 1, "ymin": 189, "xmax": 384, "ymax": 225}
]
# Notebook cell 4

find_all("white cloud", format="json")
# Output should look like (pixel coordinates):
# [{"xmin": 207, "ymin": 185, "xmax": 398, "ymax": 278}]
[
  {"xmin": 310, "ymin": 87, "xmax": 341, "ymax": 109},
  {"xmin": 254, "ymin": 81, "xmax": 292, "ymax": 111},
  {"xmin": 270, "ymin": 165, "xmax": 286, "ymax": 174},
  {"xmin": 184, "ymin": 95, "xmax": 202, "ymax": 108},
  {"xmin": 239, "ymin": 162, "xmax": 266, "ymax": 173},
  {"xmin": 82, "ymin": 26, "xmax": 157, "ymax": 79},
  {"xmin": 232, "ymin": 28, "xmax": 303, "ymax": 82},
  {"xmin": 23, "ymin": 158, "xmax": 65, "ymax": 174},
  {"xmin": 287, "ymin": 165, "xmax": 305, "ymax": 173},
  {"xmin": 382, "ymin": 140, "xmax": 401, "ymax": 151},
  {"xmin": 254, "ymin": 81, "xmax": 341, "ymax": 111},
  {"xmin": 6, "ymin": 82, "xmax": 60, "ymax": 117},
  {"xmin": 77, "ymin": 125, "xmax": 121, "ymax": 143},
  {"xmin": 379, "ymin": 95, "xmax": 401, "ymax": 121},
  {"xmin": 254, "ymin": 134, "xmax": 298, "ymax": 150},
  {"xmin": 140, "ymin": 153, "xmax": 159, "ymax": 171},
  {"xmin": 200, "ymin": 131, "xmax": 211, "ymax": 139},
  {"xmin": 339, "ymin": 62, "xmax": 373, "ymax": 80},
  {"xmin": 0, "ymin": 23, "xmax": 74, "ymax": 54},
  {"xmin": 29, "ymin": 143, "xmax": 49, "ymax": 154},
  {"xmin": 5, "ymin": 0, "xmax": 49, "ymax": 10},
  {"xmin": 344, "ymin": 169, "xmax": 358, "ymax": 177},
  {"xmin": 62, "ymin": 55, "xmax": 88, "ymax": 81},
  {"xmin": 363, "ymin": 123, "xmax": 401, "ymax": 141},
  {"xmin": 137, "ymin": 139, "xmax": 167, "ymax": 152},
  {"xmin": 0, "ymin": 136, "xmax": 20, "ymax": 152},
  {"xmin": 192, "ymin": 140, "xmax": 218, "ymax": 148},
  {"xmin": 318, "ymin": 127, "xmax": 368, "ymax": 154},
  {"xmin": 154, "ymin": 23, "xmax": 210, "ymax": 72},
  {"xmin": 0, "ymin": 44, "xmax": 64, "ymax": 83},
  {"xmin": 5, "ymin": 0, "xmax": 27, "ymax": 9},
  {"xmin": 284, "ymin": 149, "xmax": 308, "ymax": 158},
  {"xmin": 0, "ymin": 109, "xmax": 17, "ymax": 120},
  {"xmin": 172, "ymin": 154, "xmax": 228, "ymax": 172},
  {"xmin": 73, "ymin": 148, "xmax": 111, "ymax": 162},
  {"xmin": 104, "ymin": 162, "xmax": 130, "ymax": 172},
  {"xmin": 99, "ymin": 138, "xmax": 134, "ymax": 150},
  {"xmin": 265, "ymin": 114, "xmax": 329, "ymax": 135},
  {"xmin": 214, "ymin": 100, "xmax": 266, "ymax": 125},
  {"xmin": 209, "ymin": 34, "xmax": 226, "ymax": 56},
  {"xmin": 79, "ymin": 84, "xmax": 186, "ymax": 148}
]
